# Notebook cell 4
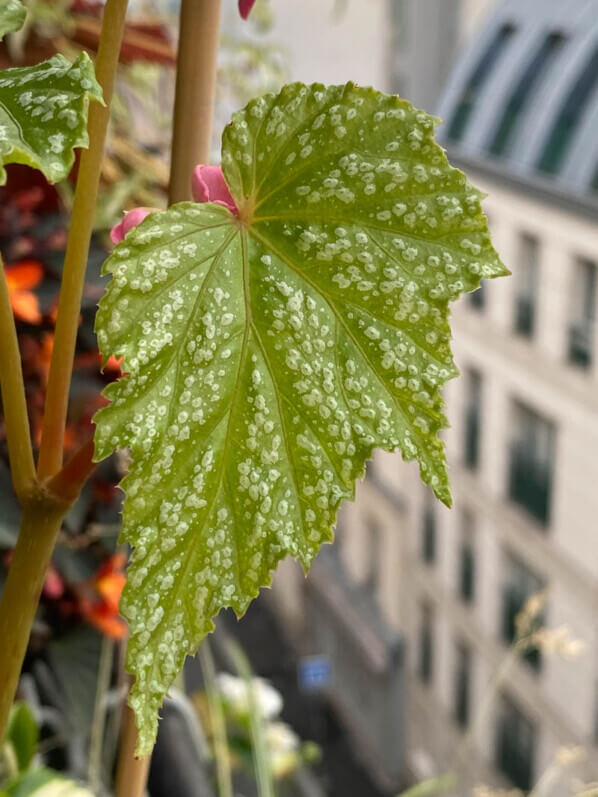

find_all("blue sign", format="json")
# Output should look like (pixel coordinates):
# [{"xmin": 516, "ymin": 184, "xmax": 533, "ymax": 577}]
[{"xmin": 298, "ymin": 655, "xmax": 332, "ymax": 692}]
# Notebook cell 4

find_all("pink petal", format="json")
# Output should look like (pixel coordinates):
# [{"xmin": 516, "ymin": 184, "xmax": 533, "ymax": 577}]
[
  {"xmin": 192, "ymin": 165, "xmax": 238, "ymax": 215},
  {"xmin": 110, "ymin": 207, "xmax": 156, "ymax": 244},
  {"xmin": 238, "ymin": 0, "xmax": 256, "ymax": 20}
]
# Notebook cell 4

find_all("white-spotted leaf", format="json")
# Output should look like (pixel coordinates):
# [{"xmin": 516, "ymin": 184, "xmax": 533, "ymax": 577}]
[
  {"xmin": 0, "ymin": 0, "xmax": 26, "ymax": 40},
  {"xmin": 93, "ymin": 82, "xmax": 506, "ymax": 753},
  {"xmin": 0, "ymin": 51, "xmax": 103, "ymax": 184}
]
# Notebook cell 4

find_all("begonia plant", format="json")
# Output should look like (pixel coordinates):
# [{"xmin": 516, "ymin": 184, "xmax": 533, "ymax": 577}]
[{"xmin": 0, "ymin": 0, "xmax": 506, "ymax": 793}]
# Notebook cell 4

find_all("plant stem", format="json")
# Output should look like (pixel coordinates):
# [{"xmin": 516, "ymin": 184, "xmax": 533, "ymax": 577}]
[
  {"xmin": 114, "ymin": 703, "xmax": 151, "ymax": 797},
  {"xmin": 199, "ymin": 641, "xmax": 233, "ymax": 797},
  {"xmin": 48, "ymin": 436, "xmax": 97, "ymax": 503},
  {"xmin": 37, "ymin": 0, "xmax": 129, "ymax": 480},
  {"xmin": 169, "ymin": 0, "xmax": 222, "ymax": 204},
  {"xmin": 88, "ymin": 635, "xmax": 115, "ymax": 794},
  {"xmin": 0, "ymin": 256, "xmax": 36, "ymax": 501},
  {"xmin": 225, "ymin": 635, "xmax": 275, "ymax": 797},
  {"xmin": 0, "ymin": 499, "xmax": 69, "ymax": 743}
]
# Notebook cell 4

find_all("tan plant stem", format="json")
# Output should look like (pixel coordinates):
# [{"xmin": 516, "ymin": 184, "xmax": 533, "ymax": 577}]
[
  {"xmin": 168, "ymin": 0, "xmax": 222, "ymax": 204},
  {"xmin": 0, "ymin": 499, "xmax": 69, "ymax": 743},
  {"xmin": 47, "ymin": 437, "xmax": 97, "ymax": 503},
  {"xmin": 0, "ymin": 255, "xmax": 36, "ymax": 501},
  {"xmin": 88, "ymin": 635, "xmax": 115, "ymax": 793},
  {"xmin": 114, "ymin": 703, "xmax": 151, "ymax": 797},
  {"xmin": 37, "ymin": 0, "xmax": 129, "ymax": 480},
  {"xmin": 199, "ymin": 641, "xmax": 233, "ymax": 797}
]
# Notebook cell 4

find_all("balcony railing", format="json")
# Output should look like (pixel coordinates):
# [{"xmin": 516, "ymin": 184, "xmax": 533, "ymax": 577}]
[
  {"xmin": 468, "ymin": 283, "xmax": 485, "ymax": 311},
  {"xmin": 514, "ymin": 296, "xmax": 535, "ymax": 337},
  {"xmin": 568, "ymin": 322, "xmax": 593, "ymax": 369},
  {"xmin": 508, "ymin": 447, "xmax": 552, "ymax": 526},
  {"xmin": 305, "ymin": 549, "xmax": 406, "ymax": 787}
]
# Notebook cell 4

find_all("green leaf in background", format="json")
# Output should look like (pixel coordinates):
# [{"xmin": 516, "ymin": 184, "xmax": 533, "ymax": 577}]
[
  {"xmin": 0, "ymin": 0, "xmax": 26, "ymax": 41},
  {"xmin": 2, "ymin": 769, "xmax": 93, "ymax": 797},
  {"xmin": 5, "ymin": 702, "xmax": 38, "ymax": 773},
  {"xmin": 0, "ymin": 52, "xmax": 103, "ymax": 185},
  {"xmin": 94, "ymin": 82, "xmax": 507, "ymax": 753}
]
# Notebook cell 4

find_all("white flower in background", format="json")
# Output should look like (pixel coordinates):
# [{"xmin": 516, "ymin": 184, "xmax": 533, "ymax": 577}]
[
  {"xmin": 267, "ymin": 722, "xmax": 301, "ymax": 779},
  {"xmin": 216, "ymin": 673, "xmax": 283, "ymax": 720},
  {"xmin": 267, "ymin": 721, "xmax": 300, "ymax": 754}
]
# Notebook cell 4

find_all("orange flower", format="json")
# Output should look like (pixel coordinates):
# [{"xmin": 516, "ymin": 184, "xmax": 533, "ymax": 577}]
[
  {"xmin": 79, "ymin": 553, "xmax": 128, "ymax": 639},
  {"xmin": 4, "ymin": 260, "xmax": 43, "ymax": 323}
]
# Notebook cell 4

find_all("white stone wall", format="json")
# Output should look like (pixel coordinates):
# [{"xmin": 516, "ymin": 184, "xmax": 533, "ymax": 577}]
[
  {"xmin": 265, "ymin": 0, "xmax": 391, "ymax": 91},
  {"xmin": 263, "ymin": 1, "xmax": 598, "ymax": 790},
  {"xmin": 380, "ymin": 175, "xmax": 598, "ymax": 788}
]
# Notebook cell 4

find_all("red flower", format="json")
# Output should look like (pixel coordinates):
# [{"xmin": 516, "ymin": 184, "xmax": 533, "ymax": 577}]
[
  {"xmin": 4, "ymin": 260, "xmax": 43, "ymax": 323},
  {"xmin": 79, "ymin": 553, "xmax": 128, "ymax": 639},
  {"xmin": 238, "ymin": 0, "xmax": 256, "ymax": 19}
]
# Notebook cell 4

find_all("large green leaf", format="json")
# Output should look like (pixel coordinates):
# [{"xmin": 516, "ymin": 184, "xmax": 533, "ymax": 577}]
[
  {"xmin": 0, "ymin": 52, "xmax": 102, "ymax": 184},
  {"xmin": 0, "ymin": 0, "xmax": 26, "ymax": 41},
  {"xmin": 94, "ymin": 82, "xmax": 506, "ymax": 753}
]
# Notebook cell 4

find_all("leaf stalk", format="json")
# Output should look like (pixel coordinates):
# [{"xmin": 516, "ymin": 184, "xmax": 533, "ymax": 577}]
[
  {"xmin": 0, "ymin": 255, "xmax": 36, "ymax": 502},
  {"xmin": 37, "ymin": 0, "xmax": 129, "ymax": 480},
  {"xmin": 0, "ymin": 0, "xmax": 129, "ymax": 751}
]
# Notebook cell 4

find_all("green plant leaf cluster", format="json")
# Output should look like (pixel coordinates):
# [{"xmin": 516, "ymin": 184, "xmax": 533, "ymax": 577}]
[
  {"xmin": 1, "ymin": 769, "xmax": 93, "ymax": 796},
  {"xmin": 0, "ymin": 0, "xmax": 26, "ymax": 41},
  {"xmin": 93, "ymin": 81, "xmax": 507, "ymax": 753},
  {"xmin": 0, "ymin": 51, "xmax": 103, "ymax": 185},
  {"xmin": 3, "ymin": 702, "xmax": 38, "ymax": 775}
]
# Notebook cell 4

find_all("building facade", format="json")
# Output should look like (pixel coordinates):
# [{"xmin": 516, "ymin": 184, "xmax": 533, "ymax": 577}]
[{"xmin": 272, "ymin": 0, "xmax": 598, "ymax": 792}]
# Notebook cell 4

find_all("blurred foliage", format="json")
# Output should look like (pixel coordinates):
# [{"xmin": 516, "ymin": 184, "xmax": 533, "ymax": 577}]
[
  {"xmin": 5, "ymin": 0, "xmax": 287, "ymax": 231},
  {"xmin": 0, "ymin": 700, "xmax": 93, "ymax": 795}
]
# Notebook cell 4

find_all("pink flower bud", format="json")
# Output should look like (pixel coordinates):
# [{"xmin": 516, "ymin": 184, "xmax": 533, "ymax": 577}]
[
  {"xmin": 191, "ymin": 165, "xmax": 238, "ymax": 215},
  {"xmin": 238, "ymin": 0, "xmax": 256, "ymax": 20},
  {"xmin": 109, "ymin": 166, "xmax": 238, "ymax": 246},
  {"xmin": 110, "ymin": 207, "xmax": 156, "ymax": 244}
]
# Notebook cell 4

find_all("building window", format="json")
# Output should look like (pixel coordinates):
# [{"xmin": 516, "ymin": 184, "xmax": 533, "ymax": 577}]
[
  {"xmin": 421, "ymin": 492, "xmax": 436, "ymax": 565},
  {"xmin": 447, "ymin": 23, "xmax": 516, "ymax": 142},
  {"xmin": 365, "ymin": 518, "xmax": 381, "ymax": 593},
  {"xmin": 468, "ymin": 281, "xmax": 486, "ymax": 311},
  {"xmin": 537, "ymin": 44, "xmax": 598, "ymax": 175},
  {"xmin": 489, "ymin": 32, "xmax": 565, "ymax": 157},
  {"xmin": 568, "ymin": 257, "xmax": 596, "ymax": 370},
  {"xmin": 501, "ymin": 553, "xmax": 544, "ymax": 670},
  {"xmin": 458, "ymin": 510, "xmax": 476, "ymax": 604},
  {"xmin": 508, "ymin": 401, "xmax": 555, "ymax": 526},
  {"xmin": 495, "ymin": 696, "xmax": 536, "ymax": 791},
  {"xmin": 418, "ymin": 602, "xmax": 434, "ymax": 685},
  {"xmin": 463, "ymin": 369, "xmax": 482, "ymax": 470},
  {"xmin": 454, "ymin": 641, "xmax": 472, "ymax": 729},
  {"xmin": 514, "ymin": 234, "xmax": 539, "ymax": 338}
]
